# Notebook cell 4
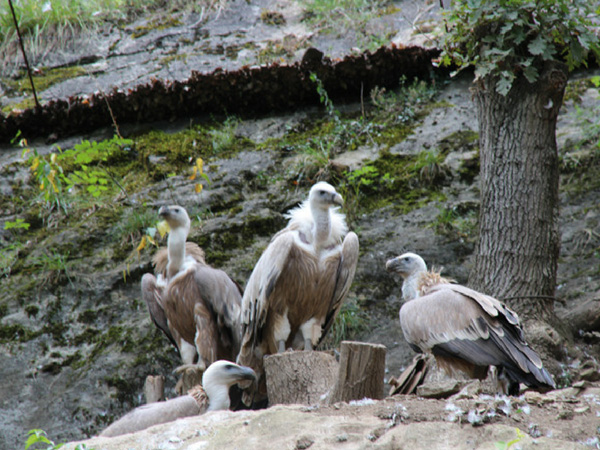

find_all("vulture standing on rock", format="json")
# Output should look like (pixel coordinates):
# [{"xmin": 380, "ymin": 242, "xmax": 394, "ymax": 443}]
[
  {"xmin": 142, "ymin": 205, "xmax": 243, "ymax": 371},
  {"xmin": 386, "ymin": 252, "xmax": 555, "ymax": 395},
  {"xmin": 99, "ymin": 360, "xmax": 256, "ymax": 437},
  {"xmin": 237, "ymin": 181, "xmax": 359, "ymax": 402}
]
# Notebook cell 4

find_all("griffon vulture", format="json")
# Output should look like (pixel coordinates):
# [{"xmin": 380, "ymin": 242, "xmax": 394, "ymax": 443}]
[
  {"xmin": 100, "ymin": 360, "xmax": 256, "ymax": 437},
  {"xmin": 142, "ymin": 205, "xmax": 243, "ymax": 371},
  {"xmin": 237, "ymin": 182, "xmax": 359, "ymax": 401},
  {"xmin": 386, "ymin": 252, "xmax": 555, "ymax": 395}
]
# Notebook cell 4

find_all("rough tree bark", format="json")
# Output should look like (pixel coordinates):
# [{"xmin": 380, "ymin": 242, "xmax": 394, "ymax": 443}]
[
  {"xmin": 264, "ymin": 351, "xmax": 339, "ymax": 405},
  {"xmin": 330, "ymin": 341, "xmax": 386, "ymax": 403},
  {"xmin": 469, "ymin": 62, "xmax": 568, "ymax": 323}
]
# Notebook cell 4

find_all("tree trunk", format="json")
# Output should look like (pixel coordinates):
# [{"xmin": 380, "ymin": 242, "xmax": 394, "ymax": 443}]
[
  {"xmin": 469, "ymin": 62, "xmax": 568, "ymax": 322},
  {"xmin": 264, "ymin": 351, "xmax": 339, "ymax": 406},
  {"xmin": 330, "ymin": 341, "xmax": 386, "ymax": 403}
]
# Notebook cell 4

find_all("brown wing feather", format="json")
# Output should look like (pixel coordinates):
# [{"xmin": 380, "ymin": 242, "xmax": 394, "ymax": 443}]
[
  {"xmin": 401, "ymin": 284, "xmax": 554, "ymax": 391},
  {"xmin": 318, "ymin": 231, "xmax": 359, "ymax": 346},
  {"xmin": 141, "ymin": 273, "xmax": 177, "ymax": 350}
]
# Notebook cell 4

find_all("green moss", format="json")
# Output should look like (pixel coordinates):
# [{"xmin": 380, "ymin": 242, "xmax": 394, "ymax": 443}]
[
  {"xmin": 24, "ymin": 305, "xmax": 39, "ymax": 318},
  {"xmin": 131, "ymin": 16, "xmax": 182, "ymax": 39},
  {"xmin": 104, "ymin": 374, "xmax": 138, "ymax": 405},
  {"xmin": 0, "ymin": 323, "xmax": 38, "ymax": 343},
  {"xmin": 4, "ymin": 66, "xmax": 87, "ymax": 97},
  {"xmin": 261, "ymin": 10, "xmax": 286, "ymax": 26}
]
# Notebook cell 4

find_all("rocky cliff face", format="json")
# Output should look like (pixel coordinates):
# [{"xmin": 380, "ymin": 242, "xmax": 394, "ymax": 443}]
[{"xmin": 0, "ymin": 2, "xmax": 599, "ymax": 448}]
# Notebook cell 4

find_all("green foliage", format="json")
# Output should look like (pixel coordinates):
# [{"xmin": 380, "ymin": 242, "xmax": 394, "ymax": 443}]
[
  {"xmin": 413, "ymin": 149, "xmax": 446, "ymax": 184},
  {"xmin": 3, "ymin": 218, "xmax": 30, "ymax": 230},
  {"xmin": 24, "ymin": 429, "xmax": 93, "ymax": 450},
  {"xmin": 322, "ymin": 296, "xmax": 369, "ymax": 348},
  {"xmin": 440, "ymin": 0, "xmax": 600, "ymax": 95},
  {"xmin": 209, "ymin": 116, "xmax": 241, "ymax": 154},
  {"xmin": 22, "ymin": 135, "xmax": 133, "ymax": 214},
  {"xmin": 369, "ymin": 76, "xmax": 438, "ymax": 125}
]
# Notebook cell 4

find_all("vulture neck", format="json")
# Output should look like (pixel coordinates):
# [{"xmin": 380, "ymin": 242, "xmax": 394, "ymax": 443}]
[
  {"xmin": 167, "ymin": 227, "xmax": 188, "ymax": 278},
  {"xmin": 311, "ymin": 204, "xmax": 332, "ymax": 250},
  {"xmin": 402, "ymin": 271, "xmax": 424, "ymax": 301},
  {"xmin": 204, "ymin": 380, "xmax": 230, "ymax": 412}
]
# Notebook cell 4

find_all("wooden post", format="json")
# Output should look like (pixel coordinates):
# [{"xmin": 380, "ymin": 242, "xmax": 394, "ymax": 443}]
[
  {"xmin": 264, "ymin": 351, "xmax": 339, "ymax": 406},
  {"xmin": 330, "ymin": 341, "xmax": 386, "ymax": 403},
  {"xmin": 143, "ymin": 375, "xmax": 165, "ymax": 403}
]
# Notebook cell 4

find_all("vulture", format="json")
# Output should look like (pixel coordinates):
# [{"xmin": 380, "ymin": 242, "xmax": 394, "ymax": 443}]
[
  {"xmin": 100, "ymin": 360, "xmax": 256, "ymax": 437},
  {"xmin": 141, "ymin": 205, "xmax": 243, "ymax": 371},
  {"xmin": 237, "ymin": 181, "xmax": 359, "ymax": 402},
  {"xmin": 386, "ymin": 252, "xmax": 555, "ymax": 395}
]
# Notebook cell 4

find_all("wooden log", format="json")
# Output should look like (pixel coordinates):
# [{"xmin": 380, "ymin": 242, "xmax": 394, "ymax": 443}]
[
  {"xmin": 143, "ymin": 375, "xmax": 165, "ymax": 403},
  {"xmin": 264, "ymin": 351, "xmax": 339, "ymax": 406},
  {"xmin": 330, "ymin": 341, "xmax": 386, "ymax": 403}
]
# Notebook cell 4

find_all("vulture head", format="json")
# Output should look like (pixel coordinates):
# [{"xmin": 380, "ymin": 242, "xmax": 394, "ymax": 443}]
[
  {"xmin": 386, "ymin": 252, "xmax": 428, "ymax": 301},
  {"xmin": 385, "ymin": 252, "xmax": 427, "ymax": 278},
  {"xmin": 309, "ymin": 181, "xmax": 343, "ymax": 211},
  {"xmin": 159, "ymin": 205, "xmax": 191, "ymax": 233},
  {"xmin": 203, "ymin": 360, "xmax": 257, "ymax": 411}
]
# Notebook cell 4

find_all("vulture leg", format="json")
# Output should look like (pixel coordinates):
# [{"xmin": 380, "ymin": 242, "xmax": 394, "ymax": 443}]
[
  {"xmin": 300, "ymin": 318, "xmax": 319, "ymax": 351},
  {"xmin": 278, "ymin": 340, "xmax": 285, "ymax": 353},
  {"xmin": 304, "ymin": 339, "xmax": 312, "ymax": 351}
]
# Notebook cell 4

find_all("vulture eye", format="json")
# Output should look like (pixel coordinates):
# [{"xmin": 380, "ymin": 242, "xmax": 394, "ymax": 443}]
[{"xmin": 225, "ymin": 364, "xmax": 235, "ymax": 371}]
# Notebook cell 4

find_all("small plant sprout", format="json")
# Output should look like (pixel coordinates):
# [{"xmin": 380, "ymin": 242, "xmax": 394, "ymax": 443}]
[
  {"xmin": 189, "ymin": 157, "xmax": 210, "ymax": 193},
  {"xmin": 494, "ymin": 427, "xmax": 525, "ymax": 450}
]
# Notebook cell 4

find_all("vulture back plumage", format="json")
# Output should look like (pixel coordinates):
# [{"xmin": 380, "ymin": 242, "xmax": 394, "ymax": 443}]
[{"xmin": 386, "ymin": 252, "xmax": 555, "ymax": 395}]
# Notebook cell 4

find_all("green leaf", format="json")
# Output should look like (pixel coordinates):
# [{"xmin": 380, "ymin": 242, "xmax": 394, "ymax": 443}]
[
  {"xmin": 528, "ymin": 34, "xmax": 548, "ymax": 56},
  {"xmin": 495, "ymin": 73, "xmax": 514, "ymax": 96},
  {"xmin": 522, "ymin": 65, "xmax": 539, "ymax": 84}
]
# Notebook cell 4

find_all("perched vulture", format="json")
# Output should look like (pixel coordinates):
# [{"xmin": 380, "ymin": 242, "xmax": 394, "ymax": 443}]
[
  {"xmin": 141, "ymin": 205, "xmax": 243, "ymax": 370},
  {"xmin": 237, "ymin": 181, "xmax": 359, "ymax": 402},
  {"xmin": 386, "ymin": 252, "xmax": 555, "ymax": 395},
  {"xmin": 100, "ymin": 360, "xmax": 256, "ymax": 437}
]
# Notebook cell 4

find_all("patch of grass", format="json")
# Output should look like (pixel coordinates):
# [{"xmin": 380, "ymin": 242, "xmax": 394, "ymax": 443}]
[
  {"xmin": 320, "ymin": 296, "xmax": 369, "ymax": 349},
  {"xmin": 299, "ymin": 0, "xmax": 392, "ymax": 51}
]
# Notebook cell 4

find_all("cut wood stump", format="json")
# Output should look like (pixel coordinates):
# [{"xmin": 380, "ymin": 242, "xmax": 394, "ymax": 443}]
[
  {"xmin": 264, "ymin": 350, "xmax": 338, "ymax": 406},
  {"xmin": 330, "ymin": 341, "xmax": 386, "ymax": 404},
  {"xmin": 143, "ymin": 375, "xmax": 165, "ymax": 403}
]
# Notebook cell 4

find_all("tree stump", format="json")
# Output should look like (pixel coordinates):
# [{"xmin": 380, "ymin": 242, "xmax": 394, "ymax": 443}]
[
  {"xmin": 330, "ymin": 341, "xmax": 386, "ymax": 403},
  {"xmin": 264, "ymin": 351, "xmax": 338, "ymax": 406},
  {"xmin": 143, "ymin": 375, "xmax": 165, "ymax": 403}
]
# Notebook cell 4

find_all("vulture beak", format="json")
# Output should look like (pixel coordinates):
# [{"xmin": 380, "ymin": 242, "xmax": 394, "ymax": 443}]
[
  {"xmin": 158, "ymin": 206, "xmax": 171, "ymax": 218},
  {"xmin": 232, "ymin": 365, "xmax": 257, "ymax": 389},
  {"xmin": 385, "ymin": 257, "xmax": 402, "ymax": 274},
  {"xmin": 332, "ymin": 192, "xmax": 343, "ymax": 207}
]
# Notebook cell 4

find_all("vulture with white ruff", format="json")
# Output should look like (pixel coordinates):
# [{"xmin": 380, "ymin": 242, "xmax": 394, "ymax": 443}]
[
  {"xmin": 237, "ymin": 181, "xmax": 359, "ymax": 401},
  {"xmin": 142, "ymin": 205, "xmax": 243, "ymax": 371},
  {"xmin": 386, "ymin": 252, "xmax": 555, "ymax": 395},
  {"xmin": 100, "ymin": 360, "xmax": 256, "ymax": 437}
]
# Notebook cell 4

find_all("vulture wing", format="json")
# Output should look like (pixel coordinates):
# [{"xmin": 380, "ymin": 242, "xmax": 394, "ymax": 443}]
[
  {"xmin": 141, "ymin": 273, "xmax": 177, "ymax": 350},
  {"xmin": 237, "ymin": 230, "xmax": 295, "ymax": 370},
  {"xmin": 318, "ymin": 231, "xmax": 359, "ymax": 346},
  {"xmin": 401, "ymin": 286, "xmax": 554, "ymax": 390},
  {"xmin": 192, "ymin": 265, "xmax": 244, "ymax": 361}
]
